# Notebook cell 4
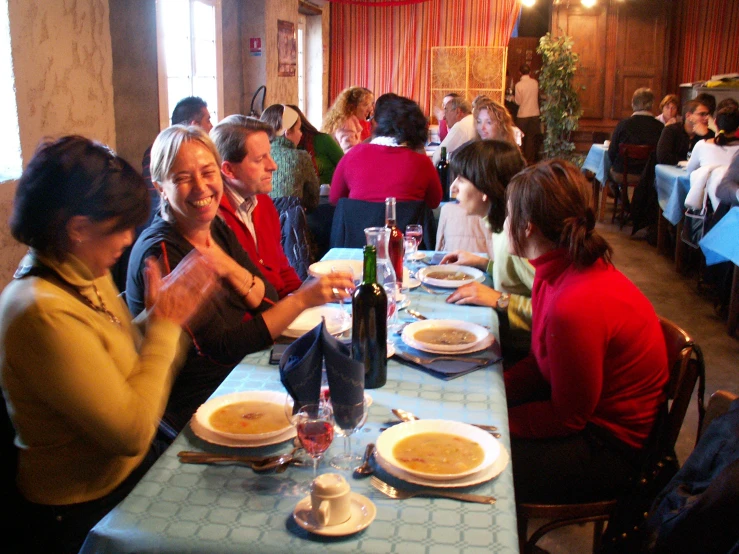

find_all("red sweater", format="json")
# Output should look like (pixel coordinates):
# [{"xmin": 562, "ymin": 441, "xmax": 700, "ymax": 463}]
[
  {"xmin": 218, "ymin": 193, "xmax": 302, "ymax": 299},
  {"xmin": 329, "ymin": 143, "xmax": 443, "ymax": 208},
  {"xmin": 504, "ymin": 248, "xmax": 668, "ymax": 449}
]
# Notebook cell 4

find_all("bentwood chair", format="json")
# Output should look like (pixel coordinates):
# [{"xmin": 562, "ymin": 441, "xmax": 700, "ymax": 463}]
[
  {"xmin": 608, "ymin": 144, "xmax": 656, "ymax": 228},
  {"xmin": 516, "ymin": 316, "xmax": 706, "ymax": 554}
]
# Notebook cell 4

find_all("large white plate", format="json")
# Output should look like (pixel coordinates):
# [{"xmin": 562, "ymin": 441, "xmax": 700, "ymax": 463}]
[
  {"xmin": 309, "ymin": 260, "xmax": 414, "ymax": 288},
  {"xmin": 401, "ymin": 319, "xmax": 491, "ymax": 354},
  {"xmin": 190, "ymin": 415, "xmax": 296, "ymax": 448},
  {"xmin": 375, "ymin": 419, "xmax": 500, "ymax": 481},
  {"xmin": 375, "ymin": 442, "xmax": 510, "ymax": 488},
  {"xmin": 193, "ymin": 391, "xmax": 293, "ymax": 442},
  {"xmin": 284, "ymin": 306, "xmax": 352, "ymax": 339},
  {"xmin": 417, "ymin": 265, "xmax": 485, "ymax": 288}
]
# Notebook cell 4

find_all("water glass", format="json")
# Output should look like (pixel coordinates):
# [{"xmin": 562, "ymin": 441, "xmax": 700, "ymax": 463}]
[{"xmin": 329, "ymin": 398, "xmax": 369, "ymax": 471}]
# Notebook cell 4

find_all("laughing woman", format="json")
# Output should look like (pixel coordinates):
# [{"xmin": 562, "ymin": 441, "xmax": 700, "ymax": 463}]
[{"xmin": 126, "ymin": 125, "xmax": 352, "ymax": 436}]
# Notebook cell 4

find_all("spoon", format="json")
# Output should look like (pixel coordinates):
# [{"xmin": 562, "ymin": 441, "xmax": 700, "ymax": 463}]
[
  {"xmin": 275, "ymin": 445, "xmax": 303, "ymax": 474},
  {"xmin": 392, "ymin": 408, "xmax": 501, "ymax": 436},
  {"xmin": 406, "ymin": 309, "xmax": 429, "ymax": 320},
  {"xmin": 353, "ymin": 443, "xmax": 376, "ymax": 478},
  {"xmin": 251, "ymin": 453, "xmax": 295, "ymax": 472}
]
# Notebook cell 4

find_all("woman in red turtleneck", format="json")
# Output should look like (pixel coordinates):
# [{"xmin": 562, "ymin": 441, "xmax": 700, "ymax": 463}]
[{"xmin": 503, "ymin": 160, "xmax": 669, "ymax": 504}]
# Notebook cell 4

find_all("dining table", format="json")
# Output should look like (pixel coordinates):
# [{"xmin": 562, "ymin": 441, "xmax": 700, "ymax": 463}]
[
  {"xmin": 80, "ymin": 248, "xmax": 518, "ymax": 553},
  {"xmin": 654, "ymin": 164, "xmax": 693, "ymax": 272},
  {"xmin": 580, "ymin": 143, "xmax": 611, "ymax": 220},
  {"xmin": 700, "ymin": 207, "xmax": 739, "ymax": 336}
]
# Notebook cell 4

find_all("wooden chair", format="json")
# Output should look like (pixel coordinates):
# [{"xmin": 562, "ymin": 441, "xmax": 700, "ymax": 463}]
[
  {"xmin": 516, "ymin": 316, "xmax": 706, "ymax": 554},
  {"xmin": 608, "ymin": 143, "xmax": 656, "ymax": 227}
]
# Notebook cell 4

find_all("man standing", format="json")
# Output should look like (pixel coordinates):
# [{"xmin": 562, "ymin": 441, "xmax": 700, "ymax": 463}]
[
  {"xmin": 210, "ymin": 115, "xmax": 302, "ymax": 298},
  {"xmin": 433, "ymin": 94, "xmax": 476, "ymax": 165},
  {"xmin": 515, "ymin": 64, "xmax": 541, "ymax": 164}
]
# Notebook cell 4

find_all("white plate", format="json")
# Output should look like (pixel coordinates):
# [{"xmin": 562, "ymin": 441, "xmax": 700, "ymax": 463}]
[
  {"xmin": 284, "ymin": 306, "xmax": 351, "ymax": 339},
  {"xmin": 401, "ymin": 319, "xmax": 491, "ymax": 354},
  {"xmin": 193, "ymin": 391, "xmax": 292, "ymax": 442},
  {"xmin": 407, "ymin": 252, "xmax": 427, "ymax": 261},
  {"xmin": 190, "ymin": 415, "xmax": 296, "ymax": 448},
  {"xmin": 375, "ymin": 442, "xmax": 510, "ymax": 488},
  {"xmin": 404, "ymin": 277, "xmax": 421, "ymax": 290},
  {"xmin": 309, "ymin": 260, "xmax": 413, "ymax": 288},
  {"xmin": 293, "ymin": 493, "xmax": 376, "ymax": 536},
  {"xmin": 417, "ymin": 265, "xmax": 485, "ymax": 288},
  {"xmin": 375, "ymin": 419, "xmax": 500, "ymax": 481}
]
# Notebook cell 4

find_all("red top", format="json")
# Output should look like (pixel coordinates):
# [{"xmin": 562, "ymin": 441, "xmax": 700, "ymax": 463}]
[
  {"xmin": 359, "ymin": 118, "xmax": 372, "ymax": 141},
  {"xmin": 218, "ymin": 193, "xmax": 302, "ymax": 299},
  {"xmin": 504, "ymin": 248, "xmax": 668, "ymax": 449},
  {"xmin": 329, "ymin": 143, "xmax": 443, "ymax": 208}
]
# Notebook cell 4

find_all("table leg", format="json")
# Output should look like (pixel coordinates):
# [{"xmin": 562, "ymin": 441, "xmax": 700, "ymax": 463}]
[
  {"xmin": 657, "ymin": 209, "xmax": 670, "ymax": 256},
  {"xmin": 675, "ymin": 219, "xmax": 689, "ymax": 274},
  {"xmin": 592, "ymin": 179, "xmax": 601, "ymax": 220},
  {"xmin": 728, "ymin": 264, "xmax": 739, "ymax": 337}
]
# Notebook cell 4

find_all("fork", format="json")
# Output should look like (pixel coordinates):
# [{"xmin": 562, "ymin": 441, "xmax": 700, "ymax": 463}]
[
  {"xmin": 370, "ymin": 476, "xmax": 496, "ymax": 505},
  {"xmin": 398, "ymin": 351, "xmax": 495, "ymax": 366}
]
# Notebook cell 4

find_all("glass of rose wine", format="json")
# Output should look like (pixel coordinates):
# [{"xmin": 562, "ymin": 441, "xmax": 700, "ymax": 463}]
[
  {"xmin": 405, "ymin": 224, "xmax": 423, "ymax": 249},
  {"xmin": 296, "ymin": 403, "xmax": 334, "ymax": 485}
]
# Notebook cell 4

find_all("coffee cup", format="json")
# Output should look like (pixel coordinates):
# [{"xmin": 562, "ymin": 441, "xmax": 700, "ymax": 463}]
[{"xmin": 310, "ymin": 473, "xmax": 352, "ymax": 527}]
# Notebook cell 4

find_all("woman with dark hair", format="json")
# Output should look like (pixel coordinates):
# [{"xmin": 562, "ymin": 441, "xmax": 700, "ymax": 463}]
[
  {"xmin": 329, "ymin": 93, "xmax": 442, "ymax": 208},
  {"xmin": 503, "ymin": 159, "xmax": 668, "ymax": 504},
  {"xmin": 439, "ymin": 140, "xmax": 533, "ymax": 354},
  {"xmin": 260, "ymin": 104, "xmax": 320, "ymax": 211},
  {"xmin": 685, "ymin": 105, "xmax": 739, "ymax": 176},
  {"xmin": 126, "ymin": 125, "xmax": 352, "ymax": 436},
  {"xmin": 287, "ymin": 104, "xmax": 344, "ymax": 185},
  {"xmin": 0, "ymin": 136, "xmax": 217, "ymax": 552}
]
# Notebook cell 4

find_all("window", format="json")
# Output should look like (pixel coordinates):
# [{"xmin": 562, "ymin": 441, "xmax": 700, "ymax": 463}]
[
  {"xmin": 156, "ymin": 0, "xmax": 223, "ymax": 129},
  {"xmin": 297, "ymin": 15, "xmax": 306, "ymax": 113},
  {"xmin": 1, "ymin": 0, "xmax": 21, "ymax": 181}
]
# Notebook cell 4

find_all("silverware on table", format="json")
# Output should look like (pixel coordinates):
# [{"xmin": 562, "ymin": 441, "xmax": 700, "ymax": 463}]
[
  {"xmin": 370, "ymin": 476, "xmax": 496, "ymax": 505},
  {"xmin": 353, "ymin": 443, "xmax": 376, "ymax": 478},
  {"xmin": 396, "ymin": 351, "xmax": 493, "ymax": 366},
  {"xmin": 391, "ymin": 408, "xmax": 498, "ymax": 433},
  {"xmin": 177, "ymin": 451, "xmax": 281, "ymax": 465},
  {"xmin": 406, "ymin": 309, "xmax": 429, "ymax": 320},
  {"xmin": 420, "ymin": 284, "xmax": 446, "ymax": 295}
]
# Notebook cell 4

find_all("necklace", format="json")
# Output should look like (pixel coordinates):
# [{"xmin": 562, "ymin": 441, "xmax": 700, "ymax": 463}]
[{"xmin": 80, "ymin": 282, "xmax": 122, "ymax": 326}]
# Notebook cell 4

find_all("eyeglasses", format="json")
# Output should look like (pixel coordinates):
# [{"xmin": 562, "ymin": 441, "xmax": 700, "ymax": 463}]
[{"xmin": 694, "ymin": 111, "xmax": 710, "ymax": 117}]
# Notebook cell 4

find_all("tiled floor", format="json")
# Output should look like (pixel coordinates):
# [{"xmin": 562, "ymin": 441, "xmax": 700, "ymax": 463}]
[{"xmin": 525, "ymin": 220, "xmax": 739, "ymax": 554}]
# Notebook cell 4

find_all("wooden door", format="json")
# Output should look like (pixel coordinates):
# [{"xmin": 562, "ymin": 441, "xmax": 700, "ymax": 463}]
[{"xmin": 611, "ymin": 2, "xmax": 669, "ymax": 120}]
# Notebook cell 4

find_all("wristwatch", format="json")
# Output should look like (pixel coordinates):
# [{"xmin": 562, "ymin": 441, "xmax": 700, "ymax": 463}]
[{"xmin": 496, "ymin": 292, "xmax": 511, "ymax": 311}]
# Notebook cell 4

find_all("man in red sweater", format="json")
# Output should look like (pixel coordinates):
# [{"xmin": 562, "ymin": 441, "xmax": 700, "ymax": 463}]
[{"xmin": 211, "ymin": 115, "xmax": 302, "ymax": 298}]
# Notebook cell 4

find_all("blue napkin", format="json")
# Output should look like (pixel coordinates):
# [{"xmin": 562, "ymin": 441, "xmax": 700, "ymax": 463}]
[
  {"xmin": 279, "ymin": 319, "xmax": 365, "ymax": 414},
  {"xmin": 392, "ymin": 339, "xmax": 502, "ymax": 381}
]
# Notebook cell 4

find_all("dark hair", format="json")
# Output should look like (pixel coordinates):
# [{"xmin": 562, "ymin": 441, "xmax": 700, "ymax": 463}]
[
  {"xmin": 632, "ymin": 88, "xmax": 655, "ymax": 112},
  {"xmin": 506, "ymin": 159, "xmax": 613, "ymax": 268},
  {"xmin": 259, "ymin": 104, "xmax": 285, "ymax": 134},
  {"xmin": 683, "ymin": 100, "xmax": 702, "ymax": 116},
  {"xmin": 287, "ymin": 104, "xmax": 320, "ymax": 136},
  {"xmin": 372, "ymin": 93, "xmax": 429, "ymax": 150},
  {"xmin": 714, "ymin": 105, "xmax": 739, "ymax": 145},
  {"xmin": 717, "ymin": 98, "xmax": 739, "ymax": 113},
  {"xmin": 694, "ymin": 93, "xmax": 716, "ymax": 115},
  {"xmin": 520, "ymin": 64, "xmax": 531, "ymax": 75},
  {"xmin": 211, "ymin": 115, "xmax": 273, "ymax": 163},
  {"xmin": 450, "ymin": 140, "xmax": 526, "ymax": 232},
  {"xmin": 10, "ymin": 136, "xmax": 149, "ymax": 259},
  {"xmin": 171, "ymin": 96, "xmax": 208, "ymax": 125}
]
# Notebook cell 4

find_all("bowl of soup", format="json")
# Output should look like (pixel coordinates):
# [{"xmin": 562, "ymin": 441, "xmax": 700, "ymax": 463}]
[
  {"xmin": 194, "ymin": 391, "xmax": 292, "ymax": 441},
  {"xmin": 417, "ymin": 265, "xmax": 484, "ymax": 288},
  {"xmin": 376, "ymin": 419, "xmax": 500, "ymax": 480},
  {"xmin": 401, "ymin": 319, "xmax": 490, "ymax": 354}
]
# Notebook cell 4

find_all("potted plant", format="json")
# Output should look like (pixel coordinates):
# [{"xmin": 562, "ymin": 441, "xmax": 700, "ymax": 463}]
[{"xmin": 537, "ymin": 32, "xmax": 583, "ymax": 162}]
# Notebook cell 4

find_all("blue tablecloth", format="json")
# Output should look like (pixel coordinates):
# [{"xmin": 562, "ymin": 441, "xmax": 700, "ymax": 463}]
[
  {"xmin": 700, "ymin": 207, "xmax": 739, "ymax": 266},
  {"xmin": 655, "ymin": 164, "xmax": 691, "ymax": 225},
  {"xmin": 81, "ymin": 248, "xmax": 517, "ymax": 554},
  {"xmin": 581, "ymin": 144, "xmax": 611, "ymax": 184}
]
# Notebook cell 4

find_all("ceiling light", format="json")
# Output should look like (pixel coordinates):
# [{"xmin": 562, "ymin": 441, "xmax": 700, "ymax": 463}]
[
  {"xmin": 521, "ymin": 0, "xmax": 536, "ymax": 7},
  {"xmin": 582, "ymin": 0, "xmax": 597, "ymax": 7}
]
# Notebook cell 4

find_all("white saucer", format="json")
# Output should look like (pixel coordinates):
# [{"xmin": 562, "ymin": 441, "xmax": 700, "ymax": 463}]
[
  {"xmin": 293, "ymin": 492, "xmax": 376, "ymax": 536},
  {"xmin": 403, "ymin": 277, "xmax": 421, "ymax": 290},
  {"xmin": 190, "ymin": 417, "xmax": 296, "ymax": 448},
  {"xmin": 374, "ymin": 443, "xmax": 510, "ymax": 488},
  {"xmin": 407, "ymin": 252, "xmax": 427, "ymax": 261}
]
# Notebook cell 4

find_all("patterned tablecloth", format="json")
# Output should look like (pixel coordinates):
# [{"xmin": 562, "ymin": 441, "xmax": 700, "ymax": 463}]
[
  {"xmin": 581, "ymin": 143, "xmax": 610, "ymax": 185},
  {"xmin": 655, "ymin": 164, "xmax": 691, "ymax": 225},
  {"xmin": 81, "ymin": 249, "xmax": 518, "ymax": 554}
]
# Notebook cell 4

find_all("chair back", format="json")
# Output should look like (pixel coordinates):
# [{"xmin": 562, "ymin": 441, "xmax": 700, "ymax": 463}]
[
  {"xmin": 658, "ymin": 316, "xmax": 705, "ymax": 450},
  {"xmin": 273, "ymin": 196, "xmax": 314, "ymax": 280},
  {"xmin": 329, "ymin": 198, "xmax": 438, "ymax": 249},
  {"xmin": 619, "ymin": 143, "xmax": 655, "ymax": 179}
]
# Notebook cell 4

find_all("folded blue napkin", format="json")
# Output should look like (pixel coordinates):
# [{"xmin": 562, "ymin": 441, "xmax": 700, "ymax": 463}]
[
  {"xmin": 279, "ymin": 319, "xmax": 365, "ymax": 414},
  {"xmin": 392, "ymin": 339, "xmax": 502, "ymax": 381}
]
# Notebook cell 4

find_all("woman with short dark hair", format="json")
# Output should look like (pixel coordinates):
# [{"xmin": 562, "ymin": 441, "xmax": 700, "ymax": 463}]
[
  {"xmin": 329, "ymin": 93, "xmax": 442, "ymax": 208},
  {"xmin": 1, "ymin": 135, "xmax": 217, "ymax": 552},
  {"xmin": 503, "ymin": 159, "xmax": 669, "ymax": 504}
]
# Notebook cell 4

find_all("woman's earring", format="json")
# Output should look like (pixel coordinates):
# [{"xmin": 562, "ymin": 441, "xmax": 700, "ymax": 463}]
[{"xmin": 482, "ymin": 194, "xmax": 488, "ymax": 202}]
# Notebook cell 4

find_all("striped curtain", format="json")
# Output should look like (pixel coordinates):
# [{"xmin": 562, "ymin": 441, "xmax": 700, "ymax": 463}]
[
  {"xmin": 669, "ymin": 0, "xmax": 739, "ymax": 87},
  {"xmin": 329, "ymin": 0, "xmax": 521, "ymax": 115}
]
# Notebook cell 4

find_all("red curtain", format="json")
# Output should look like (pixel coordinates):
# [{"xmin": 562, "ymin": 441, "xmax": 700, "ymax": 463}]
[
  {"xmin": 669, "ymin": 0, "xmax": 739, "ymax": 87},
  {"xmin": 329, "ymin": 0, "xmax": 521, "ymax": 115}
]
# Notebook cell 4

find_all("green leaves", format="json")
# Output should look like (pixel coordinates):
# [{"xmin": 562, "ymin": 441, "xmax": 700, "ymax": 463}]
[{"xmin": 537, "ymin": 32, "xmax": 583, "ymax": 161}]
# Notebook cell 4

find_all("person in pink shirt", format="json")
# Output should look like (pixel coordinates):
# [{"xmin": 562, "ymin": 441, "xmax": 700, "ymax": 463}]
[
  {"xmin": 503, "ymin": 159, "xmax": 669, "ymax": 504},
  {"xmin": 322, "ymin": 87, "xmax": 374, "ymax": 153},
  {"xmin": 329, "ymin": 93, "xmax": 442, "ymax": 208}
]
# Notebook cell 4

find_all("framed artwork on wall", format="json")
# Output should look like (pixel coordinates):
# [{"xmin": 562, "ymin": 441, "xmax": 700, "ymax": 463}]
[{"xmin": 277, "ymin": 20, "xmax": 296, "ymax": 77}]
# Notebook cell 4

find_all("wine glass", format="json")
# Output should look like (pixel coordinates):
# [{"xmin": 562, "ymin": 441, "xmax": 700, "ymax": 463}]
[
  {"xmin": 329, "ymin": 398, "xmax": 369, "ymax": 471},
  {"xmin": 296, "ymin": 403, "xmax": 334, "ymax": 483},
  {"xmin": 405, "ymin": 224, "xmax": 423, "ymax": 250},
  {"xmin": 331, "ymin": 264, "xmax": 355, "ymax": 316},
  {"xmin": 383, "ymin": 282, "xmax": 401, "ymax": 332}
]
